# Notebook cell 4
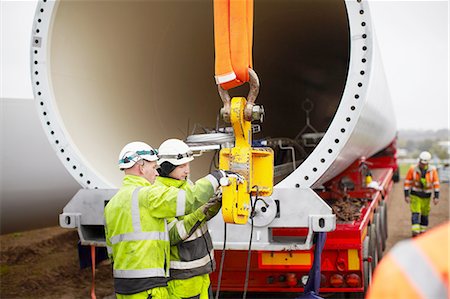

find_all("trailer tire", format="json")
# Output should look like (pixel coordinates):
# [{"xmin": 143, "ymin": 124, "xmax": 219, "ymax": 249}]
[
  {"xmin": 368, "ymin": 223, "xmax": 378, "ymax": 272},
  {"xmin": 374, "ymin": 212, "xmax": 384, "ymax": 260},
  {"xmin": 378, "ymin": 205, "xmax": 387, "ymax": 252},
  {"xmin": 384, "ymin": 201, "xmax": 388, "ymax": 240},
  {"xmin": 393, "ymin": 169, "xmax": 400, "ymax": 183},
  {"xmin": 362, "ymin": 235, "xmax": 372, "ymax": 292},
  {"xmin": 379, "ymin": 201, "xmax": 388, "ymax": 251}
]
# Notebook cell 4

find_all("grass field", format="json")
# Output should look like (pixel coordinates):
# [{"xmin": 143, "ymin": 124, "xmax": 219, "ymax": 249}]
[{"xmin": 398, "ymin": 163, "xmax": 411, "ymax": 178}]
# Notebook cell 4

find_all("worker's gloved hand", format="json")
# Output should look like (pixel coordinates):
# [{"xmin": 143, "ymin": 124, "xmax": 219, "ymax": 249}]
[
  {"xmin": 224, "ymin": 170, "xmax": 245, "ymax": 182},
  {"xmin": 210, "ymin": 170, "xmax": 227, "ymax": 185},
  {"xmin": 433, "ymin": 197, "xmax": 439, "ymax": 205},
  {"xmin": 201, "ymin": 194, "xmax": 222, "ymax": 214},
  {"xmin": 404, "ymin": 196, "xmax": 410, "ymax": 204},
  {"xmin": 218, "ymin": 170, "xmax": 245, "ymax": 186},
  {"xmin": 204, "ymin": 193, "xmax": 222, "ymax": 220},
  {"xmin": 211, "ymin": 170, "xmax": 245, "ymax": 186}
]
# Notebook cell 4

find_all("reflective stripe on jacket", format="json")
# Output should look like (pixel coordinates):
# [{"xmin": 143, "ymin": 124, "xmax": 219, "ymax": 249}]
[
  {"xmin": 404, "ymin": 165, "xmax": 440, "ymax": 198},
  {"xmin": 155, "ymin": 176, "xmax": 216, "ymax": 280},
  {"xmin": 367, "ymin": 221, "xmax": 450, "ymax": 299},
  {"xmin": 104, "ymin": 175, "xmax": 216, "ymax": 294}
]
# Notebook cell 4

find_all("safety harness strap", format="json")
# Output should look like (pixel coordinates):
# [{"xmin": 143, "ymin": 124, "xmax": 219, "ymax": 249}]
[{"xmin": 214, "ymin": 0, "xmax": 253, "ymax": 90}]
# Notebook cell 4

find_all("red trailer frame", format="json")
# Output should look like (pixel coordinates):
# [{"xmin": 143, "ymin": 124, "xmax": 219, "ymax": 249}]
[{"xmin": 211, "ymin": 156, "xmax": 396, "ymax": 295}]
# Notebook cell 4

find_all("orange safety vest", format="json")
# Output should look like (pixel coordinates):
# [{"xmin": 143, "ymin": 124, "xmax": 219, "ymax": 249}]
[
  {"xmin": 367, "ymin": 221, "xmax": 450, "ymax": 299},
  {"xmin": 404, "ymin": 165, "xmax": 440, "ymax": 197}
]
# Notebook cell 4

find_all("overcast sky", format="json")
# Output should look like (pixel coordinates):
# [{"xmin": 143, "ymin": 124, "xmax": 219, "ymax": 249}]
[{"xmin": 1, "ymin": 0, "xmax": 449, "ymax": 131}]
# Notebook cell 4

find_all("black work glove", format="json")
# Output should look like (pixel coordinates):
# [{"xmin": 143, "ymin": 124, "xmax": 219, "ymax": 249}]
[
  {"xmin": 211, "ymin": 170, "xmax": 245, "ymax": 186},
  {"xmin": 203, "ymin": 193, "xmax": 222, "ymax": 220},
  {"xmin": 210, "ymin": 170, "xmax": 227, "ymax": 184},
  {"xmin": 224, "ymin": 170, "xmax": 245, "ymax": 182}
]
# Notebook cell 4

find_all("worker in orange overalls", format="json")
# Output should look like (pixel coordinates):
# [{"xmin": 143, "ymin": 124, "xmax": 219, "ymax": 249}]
[
  {"xmin": 366, "ymin": 221, "xmax": 449, "ymax": 299},
  {"xmin": 404, "ymin": 151, "xmax": 440, "ymax": 237}
]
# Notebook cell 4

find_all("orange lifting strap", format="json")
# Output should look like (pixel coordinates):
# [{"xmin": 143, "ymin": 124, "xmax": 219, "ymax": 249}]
[{"xmin": 214, "ymin": 0, "xmax": 254, "ymax": 90}]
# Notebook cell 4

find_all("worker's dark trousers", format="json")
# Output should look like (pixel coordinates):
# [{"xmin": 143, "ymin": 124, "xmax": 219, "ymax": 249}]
[{"xmin": 412, "ymin": 213, "xmax": 429, "ymax": 234}]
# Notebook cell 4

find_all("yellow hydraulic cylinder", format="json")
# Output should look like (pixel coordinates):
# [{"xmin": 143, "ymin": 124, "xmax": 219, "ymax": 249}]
[{"xmin": 219, "ymin": 97, "xmax": 274, "ymax": 224}]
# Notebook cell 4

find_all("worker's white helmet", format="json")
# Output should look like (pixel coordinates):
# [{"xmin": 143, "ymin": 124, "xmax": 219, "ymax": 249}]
[
  {"xmin": 118, "ymin": 141, "xmax": 158, "ymax": 170},
  {"xmin": 157, "ymin": 139, "xmax": 194, "ymax": 166},
  {"xmin": 419, "ymin": 151, "xmax": 432, "ymax": 164}
]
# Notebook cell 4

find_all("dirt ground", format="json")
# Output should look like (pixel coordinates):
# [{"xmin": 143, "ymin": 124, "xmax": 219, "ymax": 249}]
[
  {"xmin": 0, "ymin": 179, "xmax": 448, "ymax": 299},
  {"xmin": 384, "ymin": 179, "xmax": 449, "ymax": 252}
]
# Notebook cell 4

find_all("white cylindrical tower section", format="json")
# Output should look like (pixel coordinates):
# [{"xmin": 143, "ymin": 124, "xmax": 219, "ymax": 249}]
[{"xmin": 31, "ymin": 0, "xmax": 395, "ymax": 189}]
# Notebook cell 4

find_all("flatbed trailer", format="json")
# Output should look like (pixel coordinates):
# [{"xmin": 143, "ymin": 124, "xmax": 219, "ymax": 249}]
[{"xmin": 211, "ymin": 161, "xmax": 395, "ymax": 295}]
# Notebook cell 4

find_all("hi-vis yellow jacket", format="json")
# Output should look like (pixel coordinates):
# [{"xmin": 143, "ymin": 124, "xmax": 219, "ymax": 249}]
[
  {"xmin": 155, "ymin": 177, "xmax": 219, "ymax": 278},
  {"xmin": 155, "ymin": 176, "xmax": 220, "ymax": 299},
  {"xmin": 104, "ymin": 174, "xmax": 218, "ymax": 295}
]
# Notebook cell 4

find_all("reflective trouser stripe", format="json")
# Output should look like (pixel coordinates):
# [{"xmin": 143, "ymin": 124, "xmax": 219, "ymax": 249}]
[
  {"xmin": 170, "ymin": 251, "xmax": 215, "ymax": 269},
  {"xmin": 113, "ymin": 267, "xmax": 166, "ymax": 278},
  {"xmin": 412, "ymin": 224, "xmax": 421, "ymax": 233},
  {"xmin": 420, "ymin": 226, "xmax": 428, "ymax": 233},
  {"xmin": 390, "ymin": 240, "xmax": 448, "ymax": 299},
  {"xmin": 176, "ymin": 190, "xmax": 186, "ymax": 216},
  {"xmin": 131, "ymin": 187, "xmax": 143, "ymax": 232}
]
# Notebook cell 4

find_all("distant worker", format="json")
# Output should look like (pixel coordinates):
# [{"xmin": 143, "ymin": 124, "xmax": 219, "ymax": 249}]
[
  {"xmin": 155, "ymin": 139, "xmax": 222, "ymax": 299},
  {"xmin": 104, "ymin": 141, "xmax": 226, "ymax": 299},
  {"xmin": 366, "ymin": 221, "xmax": 449, "ymax": 299},
  {"xmin": 404, "ymin": 151, "xmax": 440, "ymax": 237}
]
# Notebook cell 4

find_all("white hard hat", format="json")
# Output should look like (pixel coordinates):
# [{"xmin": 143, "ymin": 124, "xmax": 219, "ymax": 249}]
[
  {"xmin": 419, "ymin": 151, "xmax": 432, "ymax": 164},
  {"xmin": 118, "ymin": 141, "xmax": 158, "ymax": 170},
  {"xmin": 157, "ymin": 139, "xmax": 194, "ymax": 166}
]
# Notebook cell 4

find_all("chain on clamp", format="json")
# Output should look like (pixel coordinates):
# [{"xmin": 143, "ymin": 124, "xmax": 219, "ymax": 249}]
[{"xmin": 218, "ymin": 68, "xmax": 264, "ymax": 123}]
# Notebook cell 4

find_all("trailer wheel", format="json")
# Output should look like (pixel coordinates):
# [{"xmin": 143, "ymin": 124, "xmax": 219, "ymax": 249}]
[
  {"xmin": 368, "ymin": 223, "xmax": 378, "ymax": 272},
  {"xmin": 362, "ymin": 235, "xmax": 372, "ymax": 292},
  {"xmin": 383, "ymin": 201, "xmax": 388, "ymax": 240},
  {"xmin": 393, "ymin": 169, "xmax": 400, "ymax": 183},
  {"xmin": 379, "ymin": 201, "xmax": 388, "ymax": 251},
  {"xmin": 374, "ymin": 213, "xmax": 384, "ymax": 260},
  {"xmin": 377, "ymin": 204, "xmax": 386, "ymax": 251}
]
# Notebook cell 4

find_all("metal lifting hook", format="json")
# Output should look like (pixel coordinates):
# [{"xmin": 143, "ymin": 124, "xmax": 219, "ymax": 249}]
[{"xmin": 218, "ymin": 68, "xmax": 261, "ymax": 123}]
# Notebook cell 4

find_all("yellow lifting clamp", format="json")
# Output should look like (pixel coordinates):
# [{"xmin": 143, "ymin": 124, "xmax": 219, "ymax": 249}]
[{"xmin": 218, "ymin": 70, "xmax": 274, "ymax": 224}]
